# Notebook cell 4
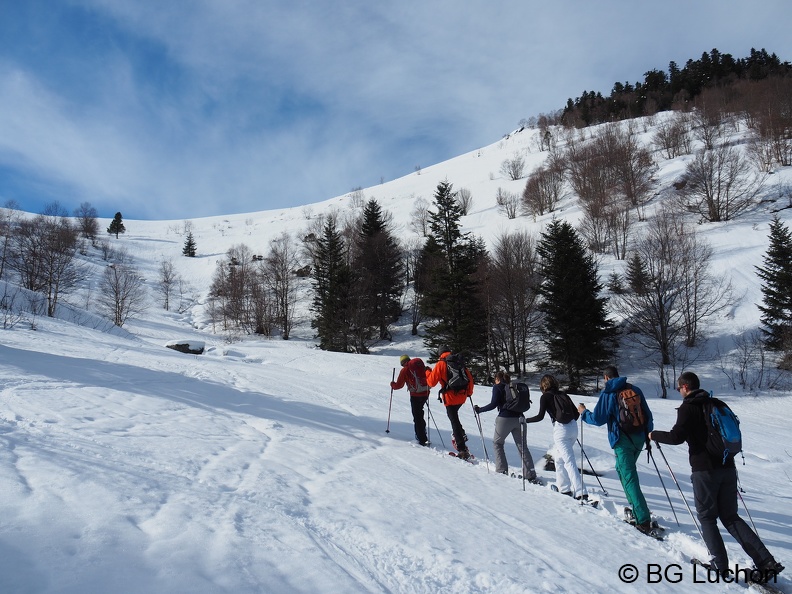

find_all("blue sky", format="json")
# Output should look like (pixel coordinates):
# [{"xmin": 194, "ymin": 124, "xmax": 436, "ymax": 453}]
[{"xmin": 1, "ymin": 0, "xmax": 791, "ymax": 220}]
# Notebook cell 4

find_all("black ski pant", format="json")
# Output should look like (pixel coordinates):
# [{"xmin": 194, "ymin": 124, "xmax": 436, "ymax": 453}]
[
  {"xmin": 410, "ymin": 396, "xmax": 429, "ymax": 443},
  {"xmin": 691, "ymin": 467, "xmax": 772, "ymax": 572},
  {"xmin": 445, "ymin": 403, "xmax": 467, "ymax": 452}
]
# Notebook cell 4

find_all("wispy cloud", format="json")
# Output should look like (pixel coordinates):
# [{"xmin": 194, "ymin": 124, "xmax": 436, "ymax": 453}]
[{"xmin": 1, "ymin": 0, "xmax": 790, "ymax": 219}]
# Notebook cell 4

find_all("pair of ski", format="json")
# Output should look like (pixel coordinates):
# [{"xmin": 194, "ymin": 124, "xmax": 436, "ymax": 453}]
[
  {"xmin": 690, "ymin": 558, "xmax": 784, "ymax": 593},
  {"xmin": 448, "ymin": 451, "xmax": 476, "ymax": 462},
  {"xmin": 550, "ymin": 484, "xmax": 600, "ymax": 508},
  {"xmin": 622, "ymin": 506, "xmax": 666, "ymax": 540}
]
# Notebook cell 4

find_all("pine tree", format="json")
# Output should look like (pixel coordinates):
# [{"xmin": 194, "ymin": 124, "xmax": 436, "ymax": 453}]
[
  {"xmin": 625, "ymin": 251, "xmax": 650, "ymax": 294},
  {"xmin": 107, "ymin": 212, "xmax": 126, "ymax": 238},
  {"xmin": 182, "ymin": 232, "xmax": 197, "ymax": 257},
  {"xmin": 418, "ymin": 181, "xmax": 488, "ymax": 370},
  {"xmin": 353, "ymin": 199, "xmax": 404, "ymax": 341},
  {"xmin": 311, "ymin": 217, "xmax": 353, "ymax": 352},
  {"xmin": 756, "ymin": 216, "xmax": 792, "ymax": 350},
  {"xmin": 537, "ymin": 219, "xmax": 614, "ymax": 392}
]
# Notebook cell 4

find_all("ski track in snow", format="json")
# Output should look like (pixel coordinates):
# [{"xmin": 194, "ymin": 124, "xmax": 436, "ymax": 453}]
[{"xmin": 2, "ymin": 121, "xmax": 792, "ymax": 592}]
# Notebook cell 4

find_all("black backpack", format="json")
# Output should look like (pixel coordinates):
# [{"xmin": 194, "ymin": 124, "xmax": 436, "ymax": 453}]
[
  {"xmin": 552, "ymin": 391, "xmax": 577, "ymax": 424},
  {"xmin": 442, "ymin": 353, "xmax": 470, "ymax": 392},
  {"xmin": 503, "ymin": 382, "xmax": 532, "ymax": 413}
]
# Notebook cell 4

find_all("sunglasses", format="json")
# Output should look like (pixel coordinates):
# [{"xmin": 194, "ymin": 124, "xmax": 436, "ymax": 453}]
[{"xmin": 675, "ymin": 385, "xmax": 684, "ymax": 392}]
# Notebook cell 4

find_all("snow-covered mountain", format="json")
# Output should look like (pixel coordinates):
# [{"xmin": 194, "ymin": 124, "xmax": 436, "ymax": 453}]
[{"xmin": 1, "ymin": 115, "xmax": 791, "ymax": 593}]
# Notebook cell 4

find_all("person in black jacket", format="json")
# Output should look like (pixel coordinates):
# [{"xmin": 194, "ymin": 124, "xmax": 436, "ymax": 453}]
[
  {"xmin": 525, "ymin": 374, "xmax": 587, "ymax": 500},
  {"xmin": 650, "ymin": 371, "xmax": 784, "ymax": 582}
]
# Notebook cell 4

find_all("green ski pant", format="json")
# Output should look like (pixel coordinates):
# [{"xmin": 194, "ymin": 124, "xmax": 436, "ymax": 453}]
[{"xmin": 614, "ymin": 432, "xmax": 651, "ymax": 525}]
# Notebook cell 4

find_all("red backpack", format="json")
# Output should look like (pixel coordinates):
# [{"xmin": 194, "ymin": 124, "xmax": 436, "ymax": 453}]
[{"xmin": 405, "ymin": 358, "xmax": 430, "ymax": 395}]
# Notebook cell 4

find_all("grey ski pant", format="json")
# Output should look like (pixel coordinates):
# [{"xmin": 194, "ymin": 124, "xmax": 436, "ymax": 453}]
[{"xmin": 493, "ymin": 415, "xmax": 536, "ymax": 478}]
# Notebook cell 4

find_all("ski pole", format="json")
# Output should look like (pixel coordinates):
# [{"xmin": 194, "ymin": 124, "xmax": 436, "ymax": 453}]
[
  {"xmin": 385, "ymin": 368, "xmax": 395, "ymax": 433},
  {"xmin": 579, "ymin": 412, "xmax": 586, "ymax": 494},
  {"xmin": 471, "ymin": 398, "xmax": 490, "ymax": 473},
  {"xmin": 575, "ymin": 438, "xmax": 608, "ymax": 496},
  {"xmin": 426, "ymin": 401, "xmax": 446, "ymax": 449},
  {"xmin": 654, "ymin": 441, "xmax": 708, "ymax": 548},
  {"xmin": 520, "ymin": 416, "xmax": 527, "ymax": 491},
  {"xmin": 736, "ymin": 471, "xmax": 760, "ymax": 535},
  {"xmin": 645, "ymin": 440, "xmax": 680, "ymax": 526}
]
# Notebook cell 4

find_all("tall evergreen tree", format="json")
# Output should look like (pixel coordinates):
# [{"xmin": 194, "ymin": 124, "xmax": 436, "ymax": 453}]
[
  {"xmin": 537, "ymin": 220, "xmax": 614, "ymax": 392},
  {"xmin": 311, "ymin": 217, "xmax": 353, "ymax": 352},
  {"xmin": 353, "ymin": 199, "xmax": 404, "ymax": 341},
  {"xmin": 756, "ymin": 216, "xmax": 792, "ymax": 350},
  {"xmin": 182, "ymin": 232, "xmax": 197, "ymax": 257},
  {"xmin": 418, "ymin": 181, "xmax": 488, "ymax": 370},
  {"xmin": 107, "ymin": 212, "xmax": 126, "ymax": 238}
]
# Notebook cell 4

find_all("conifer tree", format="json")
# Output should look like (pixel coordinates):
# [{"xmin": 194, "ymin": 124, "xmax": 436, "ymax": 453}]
[
  {"xmin": 418, "ymin": 181, "xmax": 488, "ymax": 369},
  {"xmin": 353, "ymin": 199, "xmax": 404, "ymax": 341},
  {"xmin": 626, "ymin": 251, "xmax": 650, "ymax": 294},
  {"xmin": 756, "ymin": 216, "xmax": 792, "ymax": 350},
  {"xmin": 107, "ymin": 212, "xmax": 126, "ymax": 238},
  {"xmin": 182, "ymin": 232, "xmax": 197, "ymax": 257},
  {"xmin": 311, "ymin": 217, "xmax": 353, "ymax": 352},
  {"xmin": 537, "ymin": 219, "xmax": 614, "ymax": 391}
]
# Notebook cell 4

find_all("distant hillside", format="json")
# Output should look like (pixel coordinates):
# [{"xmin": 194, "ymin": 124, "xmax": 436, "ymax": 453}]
[{"xmin": 557, "ymin": 48, "xmax": 792, "ymax": 127}]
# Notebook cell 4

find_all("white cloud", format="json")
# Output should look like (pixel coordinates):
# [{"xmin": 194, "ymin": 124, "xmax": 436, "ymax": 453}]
[{"xmin": 1, "ymin": 0, "xmax": 791, "ymax": 217}]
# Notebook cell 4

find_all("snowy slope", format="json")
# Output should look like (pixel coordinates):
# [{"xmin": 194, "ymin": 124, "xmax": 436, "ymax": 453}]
[{"xmin": 1, "ymin": 116, "xmax": 792, "ymax": 593}]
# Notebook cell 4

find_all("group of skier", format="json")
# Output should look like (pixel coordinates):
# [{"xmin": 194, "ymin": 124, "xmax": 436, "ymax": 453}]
[{"xmin": 389, "ymin": 354, "xmax": 785, "ymax": 585}]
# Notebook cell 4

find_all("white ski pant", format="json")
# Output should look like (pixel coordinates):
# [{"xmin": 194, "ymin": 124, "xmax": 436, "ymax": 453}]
[{"xmin": 553, "ymin": 420, "xmax": 586, "ymax": 498}]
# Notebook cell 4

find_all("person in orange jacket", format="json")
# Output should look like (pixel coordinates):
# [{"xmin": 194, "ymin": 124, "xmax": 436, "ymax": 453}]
[
  {"xmin": 390, "ymin": 354, "xmax": 431, "ymax": 446},
  {"xmin": 425, "ymin": 347, "xmax": 474, "ymax": 459}
]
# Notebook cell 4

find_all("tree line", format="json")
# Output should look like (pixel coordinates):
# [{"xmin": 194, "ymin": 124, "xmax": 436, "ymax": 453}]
[{"xmin": 562, "ymin": 48, "xmax": 791, "ymax": 127}]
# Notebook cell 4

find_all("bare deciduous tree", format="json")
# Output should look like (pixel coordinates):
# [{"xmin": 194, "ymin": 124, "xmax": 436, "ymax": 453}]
[
  {"xmin": 690, "ymin": 103, "xmax": 724, "ymax": 151},
  {"xmin": 98, "ymin": 263, "xmax": 147, "ymax": 327},
  {"xmin": 0, "ymin": 201, "xmax": 22, "ymax": 281},
  {"xmin": 521, "ymin": 164, "xmax": 564, "ymax": 216},
  {"xmin": 73, "ymin": 202, "xmax": 100, "ymax": 243},
  {"xmin": 402, "ymin": 237, "xmax": 424, "ymax": 336},
  {"xmin": 348, "ymin": 187, "xmax": 365, "ymax": 210},
  {"xmin": 676, "ymin": 144, "xmax": 766, "ymax": 222},
  {"xmin": 409, "ymin": 196, "xmax": 430, "ymax": 237},
  {"xmin": 264, "ymin": 233, "xmax": 300, "ymax": 339},
  {"xmin": 652, "ymin": 112, "xmax": 691, "ymax": 159},
  {"xmin": 488, "ymin": 230, "xmax": 542, "ymax": 374},
  {"xmin": 456, "ymin": 188, "xmax": 473, "ymax": 215},
  {"xmin": 8, "ymin": 212, "xmax": 81, "ymax": 317},
  {"xmin": 500, "ymin": 153, "xmax": 526, "ymax": 181},
  {"xmin": 157, "ymin": 259, "xmax": 178, "ymax": 311},
  {"xmin": 495, "ymin": 187, "xmax": 520, "ymax": 219},
  {"xmin": 615, "ymin": 209, "xmax": 732, "ymax": 396}
]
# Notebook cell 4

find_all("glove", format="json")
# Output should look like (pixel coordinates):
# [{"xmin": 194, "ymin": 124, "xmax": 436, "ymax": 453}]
[
  {"xmin": 473, "ymin": 405, "xmax": 481, "ymax": 414},
  {"xmin": 390, "ymin": 382, "xmax": 397, "ymax": 390}
]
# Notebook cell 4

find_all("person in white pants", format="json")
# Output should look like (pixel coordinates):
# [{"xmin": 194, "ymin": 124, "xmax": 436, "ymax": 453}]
[{"xmin": 525, "ymin": 374, "xmax": 587, "ymax": 500}]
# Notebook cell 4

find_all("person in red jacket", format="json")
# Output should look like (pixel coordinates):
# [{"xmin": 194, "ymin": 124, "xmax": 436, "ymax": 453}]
[
  {"xmin": 390, "ymin": 354, "xmax": 431, "ymax": 446},
  {"xmin": 425, "ymin": 348, "xmax": 474, "ymax": 459}
]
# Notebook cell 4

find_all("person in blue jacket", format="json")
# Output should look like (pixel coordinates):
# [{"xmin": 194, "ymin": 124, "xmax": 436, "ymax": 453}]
[{"xmin": 577, "ymin": 365, "xmax": 655, "ymax": 536}]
